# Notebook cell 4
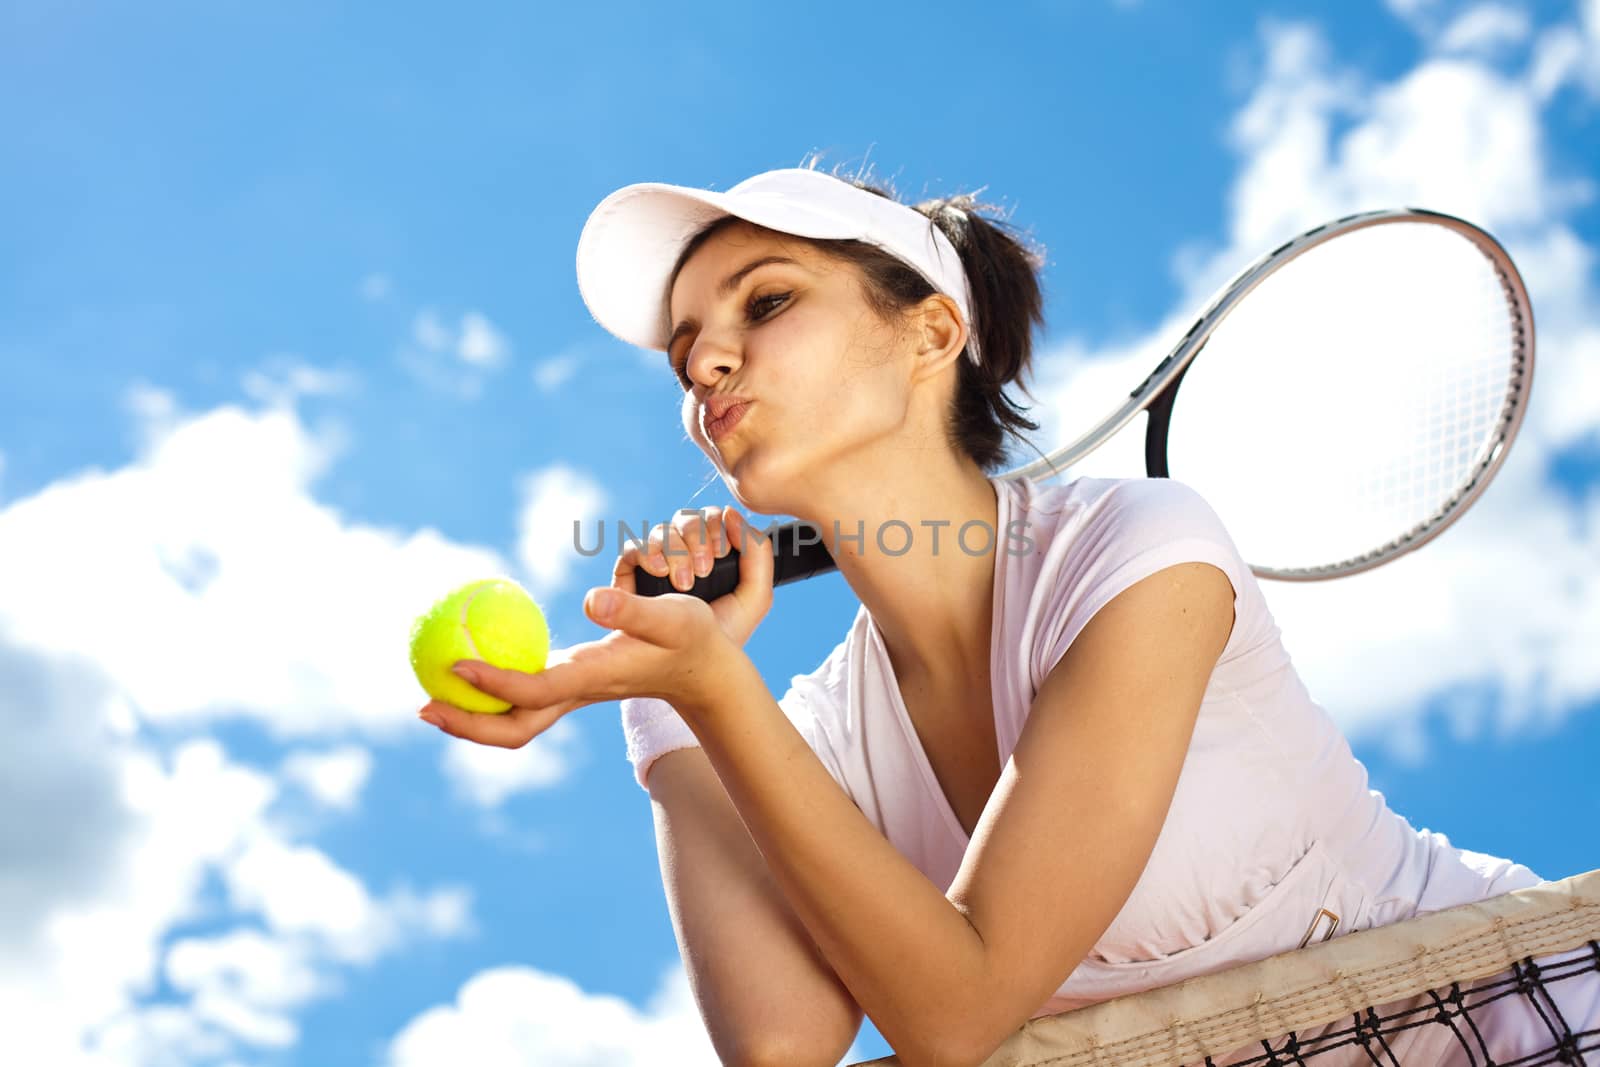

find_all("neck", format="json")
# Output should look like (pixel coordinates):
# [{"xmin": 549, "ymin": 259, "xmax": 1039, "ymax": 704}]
[{"xmin": 791, "ymin": 450, "xmax": 1000, "ymax": 686}]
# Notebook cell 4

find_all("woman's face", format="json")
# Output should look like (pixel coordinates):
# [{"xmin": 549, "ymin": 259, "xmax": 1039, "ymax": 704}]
[{"xmin": 666, "ymin": 222, "xmax": 923, "ymax": 515}]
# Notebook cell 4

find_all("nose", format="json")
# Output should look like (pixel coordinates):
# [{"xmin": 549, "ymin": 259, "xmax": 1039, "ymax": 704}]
[{"xmin": 684, "ymin": 329, "xmax": 742, "ymax": 387}]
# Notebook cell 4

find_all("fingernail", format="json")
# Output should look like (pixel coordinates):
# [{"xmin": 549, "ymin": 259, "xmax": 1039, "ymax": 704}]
[
  {"xmin": 419, "ymin": 709, "xmax": 443, "ymax": 727},
  {"xmin": 452, "ymin": 664, "xmax": 477, "ymax": 684},
  {"xmin": 694, "ymin": 553, "xmax": 710, "ymax": 576}
]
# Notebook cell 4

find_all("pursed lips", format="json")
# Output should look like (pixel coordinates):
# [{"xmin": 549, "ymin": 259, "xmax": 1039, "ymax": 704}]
[{"xmin": 702, "ymin": 398, "xmax": 752, "ymax": 440}]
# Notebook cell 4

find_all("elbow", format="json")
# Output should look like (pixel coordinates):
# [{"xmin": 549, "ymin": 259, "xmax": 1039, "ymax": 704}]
[
  {"xmin": 728, "ymin": 1037, "xmax": 852, "ymax": 1067},
  {"xmin": 727, "ymin": 1017, "xmax": 863, "ymax": 1067},
  {"xmin": 888, "ymin": 1027, "xmax": 989, "ymax": 1067},
  {"xmin": 908, "ymin": 1012, "xmax": 1014, "ymax": 1067},
  {"xmin": 891, "ymin": 1046, "xmax": 983, "ymax": 1067}
]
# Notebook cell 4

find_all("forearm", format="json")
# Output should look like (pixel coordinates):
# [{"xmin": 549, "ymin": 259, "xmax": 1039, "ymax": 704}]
[
  {"xmin": 677, "ymin": 649, "xmax": 990, "ymax": 1066},
  {"xmin": 645, "ymin": 745, "xmax": 864, "ymax": 1066}
]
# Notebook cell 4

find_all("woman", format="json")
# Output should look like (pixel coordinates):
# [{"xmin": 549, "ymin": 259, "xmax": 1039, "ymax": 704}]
[{"xmin": 419, "ymin": 163, "xmax": 1593, "ymax": 1066}]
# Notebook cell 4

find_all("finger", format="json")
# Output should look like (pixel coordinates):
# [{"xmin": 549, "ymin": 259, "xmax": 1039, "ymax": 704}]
[
  {"xmin": 703, "ymin": 508, "xmax": 730, "ymax": 558},
  {"xmin": 448, "ymin": 656, "xmax": 595, "ymax": 716},
  {"xmin": 617, "ymin": 524, "xmax": 670, "ymax": 580},
  {"xmin": 651, "ymin": 522, "xmax": 696, "ymax": 592},
  {"xmin": 613, "ymin": 538, "xmax": 643, "ymax": 595},
  {"xmin": 727, "ymin": 507, "xmax": 774, "ymax": 605},
  {"xmin": 673, "ymin": 507, "xmax": 725, "ymax": 578},
  {"xmin": 422, "ymin": 699, "xmax": 568, "ymax": 749},
  {"xmin": 626, "ymin": 526, "xmax": 670, "ymax": 579},
  {"xmin": 586, "ymin": 585, "xmax": 702, "ymax": 649}
]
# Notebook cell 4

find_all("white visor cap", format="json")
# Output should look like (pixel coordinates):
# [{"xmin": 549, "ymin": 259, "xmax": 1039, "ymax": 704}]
[{"xmin": 575, "ymin": 167, "xmax": 980, "ymax": 366}]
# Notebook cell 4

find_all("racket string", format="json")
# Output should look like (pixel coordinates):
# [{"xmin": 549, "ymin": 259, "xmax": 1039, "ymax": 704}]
[{"xmin": 1162, "ymin": 221, "xmax": 1529, "ymax": 576}]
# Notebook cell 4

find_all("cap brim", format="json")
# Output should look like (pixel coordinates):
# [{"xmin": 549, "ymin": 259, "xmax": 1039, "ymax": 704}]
[{"xmin": 575, "ymin": 180, "xmax": 860, "ymax": 353}]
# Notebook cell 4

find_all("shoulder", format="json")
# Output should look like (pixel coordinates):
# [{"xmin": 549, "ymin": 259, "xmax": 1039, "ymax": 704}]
[
  {"xmin": 1011, "ymin": 475, "xmax": 1241, "ymax": 576},
  {"xmin": 1050, "ymin": 474, "xmax": 1229, "ymax": 529},
  {"xmin": 1015, "ymin": 477, "xmax": 1248, "ymax": 686}
]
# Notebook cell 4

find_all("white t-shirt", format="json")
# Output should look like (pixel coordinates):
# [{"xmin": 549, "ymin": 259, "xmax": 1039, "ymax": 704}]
[{"xmin": 620, "ymin": 474, "xmax": 1544, "ymax": 1017}]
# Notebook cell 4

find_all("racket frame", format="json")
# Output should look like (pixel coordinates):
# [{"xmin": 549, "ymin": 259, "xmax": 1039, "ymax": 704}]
[{"xmin": 1004, "ymin": 207, "xmax": 1534, "ymax": 580}]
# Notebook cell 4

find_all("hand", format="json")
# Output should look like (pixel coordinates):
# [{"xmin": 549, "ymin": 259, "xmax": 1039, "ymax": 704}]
[
  {"xmin": 617, "ymin": 504, "xmax": 774, "ymax": 649},
  {"xmin": 418, "ymin": 584, "xmax": 742, "ymax": 748}
]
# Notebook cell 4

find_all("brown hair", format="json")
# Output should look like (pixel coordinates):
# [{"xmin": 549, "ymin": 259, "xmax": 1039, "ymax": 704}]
[{"xmin": 668, "ymin": 161, "xmax": 1049, "ymax": 472}]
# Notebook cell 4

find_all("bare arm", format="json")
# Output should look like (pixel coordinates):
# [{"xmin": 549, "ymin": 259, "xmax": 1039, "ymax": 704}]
[
  {"xmin": 647, "ymin": 745, "xmax": 864, "ymax": 1067},
  {"xmin": 674, "ymin": 563, "xmax": 1235, "ymax": 1067}
]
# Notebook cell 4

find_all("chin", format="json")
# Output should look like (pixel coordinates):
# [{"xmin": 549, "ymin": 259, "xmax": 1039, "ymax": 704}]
[{"xmin": 712, "ymin": 446, "xmax": 801, "ymax": 519}]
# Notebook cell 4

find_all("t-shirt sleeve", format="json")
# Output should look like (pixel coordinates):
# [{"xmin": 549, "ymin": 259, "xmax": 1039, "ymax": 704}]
[
  {"xmin": 1030, "ymin": 478, "xmax": 1247, "ymax": 690},
  {"xmin": 619, "ymin": 669, "xmax": 850, "ymax": 795}
]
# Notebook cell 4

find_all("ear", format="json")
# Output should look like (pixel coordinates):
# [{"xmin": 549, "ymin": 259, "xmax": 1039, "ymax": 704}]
[{"xmin": 907, "ymin": 292, "xmax": 971, "ymax": 383}]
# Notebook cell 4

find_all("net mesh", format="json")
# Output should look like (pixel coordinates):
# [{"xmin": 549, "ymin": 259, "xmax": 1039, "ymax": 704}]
[
  {"xmin": 849, "ymin": 868, "xmax": 1599, "ymax": 1066},
  {"xmin": 1209, "ymin": 946, "xmax": 1598, "ymax": 1066}
]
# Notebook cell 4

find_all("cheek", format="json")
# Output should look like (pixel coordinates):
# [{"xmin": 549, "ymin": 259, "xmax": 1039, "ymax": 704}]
[{"xmin": 768, "ymin": 305, "xmax": 899, "ymax": 397}]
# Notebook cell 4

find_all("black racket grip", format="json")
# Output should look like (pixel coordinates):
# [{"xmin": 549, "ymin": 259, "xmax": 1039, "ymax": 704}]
[{"xmin": 632, "ymin": 520, "xmax": 839, "ymax": 601}]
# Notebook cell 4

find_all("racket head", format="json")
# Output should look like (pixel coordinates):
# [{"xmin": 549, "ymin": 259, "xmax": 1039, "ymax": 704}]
[{"xmin": 1010, "ymin": 208, "xmax": 1535, "ymax": 582}]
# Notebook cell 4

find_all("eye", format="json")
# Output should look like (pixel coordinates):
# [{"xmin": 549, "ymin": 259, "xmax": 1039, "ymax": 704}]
[
  {"xmin": 746, "ymin": 291, "xmax": 790, "ymax": 321},
  {"xmin": 668, "ymin": 292, "xmax": 792, "ymax": 389},
  {"xmin": 668, "ymin": 350, "xmax": 691, "ymax": 389}
]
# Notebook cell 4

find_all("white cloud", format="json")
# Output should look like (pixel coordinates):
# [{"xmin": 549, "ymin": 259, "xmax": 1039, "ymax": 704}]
[
  {"xmin": 0, "ymin": 390, "xmax": 556, "ymax": 738},
  {"xmin": 459, "ymin": 311, "xmax": 510, "ymax": 368},
  {"xmin": 1385, "ymin": 0, "xmax": 1440, "ymax": 19},
  {"xmin": 1437, "ymin": 4, "xmax": 1531, "ymax": 56},
  {"xmin": 280, "ymin": 745, "xmax": 374, "ymax": 811},
  {"xmin": 124, "ymin": 379, "xmax": 183, "ymax": 447},
  {"xmin": 0, "ymin": 737, "xmax": 470, "ymax": 1065},
  {"xmin": 0, "ymin": 387, "xmax": 586, "ymax": 1060},
  {"xmin": 165, "ymin": 929, "xmax": 326, "ymax": 1019},
  {"xmin": 89, "ymin": 1005, "xmax": 232, "ymax": 1067},
  {"xmin": 1528, "ymin": 0, "xmax": 1600, "ymax": 100},
  {"xmin": 387, "ymin": 964, "xmax": 721, "ymax": 1067},
  {"xmin": 241, "ymin": 357, "xmax": 358, "ymax": 410},
  {"xmin": 411, "ymin": 308, "xmax": 510, "ymax": 365},
  {"xmin": 1530, "ymin": 23, "xmax": 1590, "ymax": 100},
  {"xmin": 1030, "ymin": 13, "xmax": 1600, "ymax": 764},
  {"xmin": 413, "ymin": 309, "xmax": 453, "ymax": 353},
  {"xmin": 400, "ymin": 308, "xmax": 516, "ymax": 397},
  {"xmin": 439, "ymin": 717, "xmax": 583, "ymax": 808},
  {"xmin": 225, "ymin": 835, "xmax": 470, "ymax": 965},
  {"xmin": 1386, "ymin": 0, "xmax": 1600, "ymax": 99},
  {"xmin": 404, "ymin": 458, "xmax": 610, "ymax": 812},
  {"xmin": 411, "ymin": 463, "xmax": 614, "ymax": 808},
  {"xmin": 1387, "ymin": 0, "xmax": 1533, "ymax": 53},
  {"xmin": 533, "ymin": 354, "xmax": 580, "ymax": 391},
  {"xmin": 1383, "ymin": 0, "xmax": 1474, "ymax": 40},
  {"xmin": 1216, "ymin": 20, "xmax": 1592, "ymax": 259},
  {"xmin": 386, "ymin": 960, "xmax": 871, "ymax": 1066},
  {"xmin": 1588, "ymin": 0, "xmax": 1600, "ymax": 69},
  {"xmin": 515, "ymin": 464, "xmax": 610, "ymax": 599}
]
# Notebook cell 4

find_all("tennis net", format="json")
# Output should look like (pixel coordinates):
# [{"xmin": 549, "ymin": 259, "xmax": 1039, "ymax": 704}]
[{"xmin": 851, "ymin": 867, "xmax": 1598, "ymax": 1066}]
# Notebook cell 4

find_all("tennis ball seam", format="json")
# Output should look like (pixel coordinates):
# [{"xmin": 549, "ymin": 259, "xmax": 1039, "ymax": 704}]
[{"xmin": 458, "ymin": 581, "xmax": 490, "ymax": 661}]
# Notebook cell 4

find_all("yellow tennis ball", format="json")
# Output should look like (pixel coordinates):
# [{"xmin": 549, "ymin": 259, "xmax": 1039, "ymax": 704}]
[{"xmin": 408, "ymin": 577, "xmax": 550, "ymax": 713}]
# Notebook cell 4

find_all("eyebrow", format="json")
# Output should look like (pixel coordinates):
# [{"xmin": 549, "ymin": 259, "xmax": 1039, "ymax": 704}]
[{"xmin": 666, "ymin": 255, "xmax": 803, "ymax": 356}]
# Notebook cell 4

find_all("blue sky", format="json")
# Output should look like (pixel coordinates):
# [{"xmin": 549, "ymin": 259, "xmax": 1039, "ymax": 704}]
[{"xmin": 2, "ymin": 1, "xmax": 1597, "ymax": 1063}]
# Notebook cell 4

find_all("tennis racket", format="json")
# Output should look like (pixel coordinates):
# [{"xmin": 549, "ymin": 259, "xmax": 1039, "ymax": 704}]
[{"xmin": 635, "ymin": 207, "xmax": 1535, "ymax": 599}]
